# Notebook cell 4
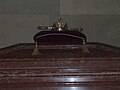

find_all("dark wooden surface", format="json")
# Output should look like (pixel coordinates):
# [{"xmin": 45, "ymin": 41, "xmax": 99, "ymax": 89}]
[{"xmin": 0, "ymin": 42, "xmax": 120, "ymax": 90}]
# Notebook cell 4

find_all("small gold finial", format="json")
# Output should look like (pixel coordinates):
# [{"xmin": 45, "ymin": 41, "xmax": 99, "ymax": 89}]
[{"xmin": 56, "ymin": 18, "xmax": 64, "ymax": 31}]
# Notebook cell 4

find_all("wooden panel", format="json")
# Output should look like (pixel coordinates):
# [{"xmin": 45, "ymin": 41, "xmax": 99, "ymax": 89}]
[{"xmin": 0, "ymin": 42, "xmax": 120, "ymax": 90}]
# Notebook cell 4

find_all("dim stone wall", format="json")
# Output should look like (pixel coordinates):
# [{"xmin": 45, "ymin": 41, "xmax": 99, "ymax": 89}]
[{"xmin": 0, "ymin": 0, "xmax": 120, "ymax": 48}]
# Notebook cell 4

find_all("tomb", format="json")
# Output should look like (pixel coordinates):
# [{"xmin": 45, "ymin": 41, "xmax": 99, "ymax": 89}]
[{"xmin": 0, "ymin": 19, "xmax": 120, "ymax": 90}]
